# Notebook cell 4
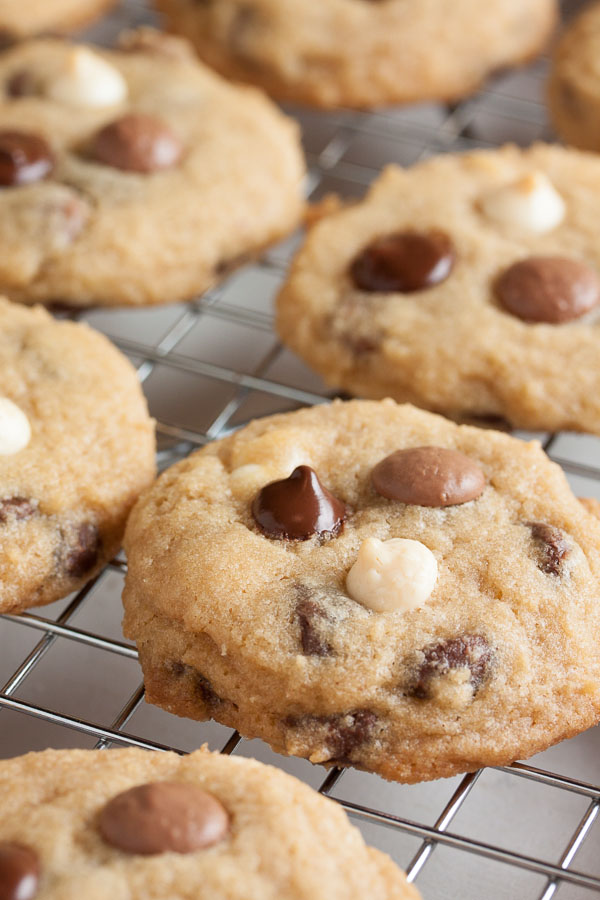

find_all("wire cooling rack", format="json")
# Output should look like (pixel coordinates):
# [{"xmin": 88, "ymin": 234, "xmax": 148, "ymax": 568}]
[{"xmin": 2, "ymin": 1, "xmax": 600, "ymax": 897}]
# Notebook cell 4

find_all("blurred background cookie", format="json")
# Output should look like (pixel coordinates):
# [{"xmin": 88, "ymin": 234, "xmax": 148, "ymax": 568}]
[
  {"xmin": 548, "ymin": 1, "xmax": 600, "ymax": 151},
  {"xmin": 0, "ymin": 0, "xmax": 117, "ymax": 44},
  {"xmin": 0, "ymin": 30, "xmax": 305, "ymax": 307},
  {"xmin": 155, "ymin": 0, "xmax": 558, "ymax": 109}
]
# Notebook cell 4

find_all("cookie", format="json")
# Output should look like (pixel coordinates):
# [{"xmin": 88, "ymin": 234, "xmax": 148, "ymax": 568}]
[
  {"xmin": 0, "ymin": 297, "xmax": 155, "ymax": 614},
  {"xmin": 155, "ymin": 0, "xmax": 557, "ymax": 109},
  {"xmin": 0, "ymin": 0, "xmax": 116, "ymax": 44},
  {"xmin": 122, "ymin": 399, "xmax": 600, "ymax": 783},
  {"xmin": 0, "ymin": 30, "xmax": 304, "ymax": 307},
  {"xmin": 548, "ymin": 1, "xmax": 600, "ymax": 152},
  {"xmin": 0, "ymin": 746, "xmax": 418, "ymax": 899},
  {"xmin": 277, "ymin": 143, "xmax": 600, "ymax": 435}
]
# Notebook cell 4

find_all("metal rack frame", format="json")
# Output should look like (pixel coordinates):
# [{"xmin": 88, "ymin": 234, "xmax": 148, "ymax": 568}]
[{"xmin": 1, "ymin": 1, "xmax": 599, "ymax": 897}]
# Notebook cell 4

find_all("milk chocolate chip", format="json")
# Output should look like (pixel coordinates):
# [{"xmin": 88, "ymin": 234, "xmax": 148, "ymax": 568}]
[
  {"xmin": 372, "ymin": 446, "xmax": 485, "ymax": 507},
  {"xmin": 99, "ymin": 782, "xmax": 229, "ymax": 855},
  {"xmin": 350, "ymin": 230, "xmax": 455, "ymax": 293},
  {"xmin": 529, "ymin": 522, "xmax": 570, "ymax": 575},
  {"xmin": 0, "ymin": 132, "xmax": 54, "ymax": 187},
  {"xmin": 252, "ymin": 465, "xmax": 346, "ymax": 540},
  {"xmin": 496, "ymin": 257, "xmax": 600, "ymax": 323},
  {"xmin": 90, "ymin": 114, "xmax": 183, "ymax": 173},
  {"xmin": 0, "ymin": 842, "xmax": 40, "ymax": 900},
  {"xmin": 409, "ymin": 635, "xmax": 492, "ymax": 700}
]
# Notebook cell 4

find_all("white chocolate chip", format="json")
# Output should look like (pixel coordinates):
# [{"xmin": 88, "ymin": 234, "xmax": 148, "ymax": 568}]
[
  {"xmin": 0, "ymin": 398, "xmax": 31, "ymax": 455},
  {"xmin": 46, "ymin": 48, "xmax": 128, "ymax": 108},
  {"xmin": 346, "ymin": 537, "xmax": 437, "ymax": 614},
  {"xmin": 480, "ymin": 172, "xmax": 565, "ymax": 234}
]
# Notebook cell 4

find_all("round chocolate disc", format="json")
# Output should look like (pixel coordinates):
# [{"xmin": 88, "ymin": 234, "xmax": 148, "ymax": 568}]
[
  {"xmin": 495, "ymin": 256, "xmax": 600, "ymax": 324},
  {"xmin": 350, "ymin": 230, "xmax": 456, "ymax": 293},
  {"xmin": 0, "ymin": 131, "xmax": 54, "ymax": 187},
  {"xmin": 90, "ymin": 114, "xmax": 183, "ymax": 173},
  {"xmin": 0, "ymin": 842, "xmax": 40, "ymax": 900},
  {"xmin": 252, "ymin": 465, "xmax": 347, "ymax": 540},
  {"xmin": 372, "ymin": 446, "xmax": 485, "ymax": 507},
  {"xmin": 98, "ymin": 782, "xmax": 229, "ymax": 855}
]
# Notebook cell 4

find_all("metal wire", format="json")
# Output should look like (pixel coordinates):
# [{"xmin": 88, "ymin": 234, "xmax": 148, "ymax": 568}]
[{"xmin": 1, "ymin": 0, "xmax": 600, "ymax": 897}]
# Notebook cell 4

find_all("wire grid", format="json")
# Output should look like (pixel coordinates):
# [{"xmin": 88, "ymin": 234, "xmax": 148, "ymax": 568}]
[{"xmin": 1, "ymin": 0, "xmax": 600, "ymax": 897}]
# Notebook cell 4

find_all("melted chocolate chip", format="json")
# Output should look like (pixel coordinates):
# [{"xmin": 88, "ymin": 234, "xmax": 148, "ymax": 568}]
[
  {"xmin": 286, "ymin": 709, "xmax": 377, "ymax": 762},
  {"xmin": 99, "ymin": 782, "xmax": 229, "ymax": 855},
  {"xmin": 495, "ymin": 257, "xmax": 600, "ymax": 324},
  {"xmin": 90, "ymin": 114, "xmax": 183, "ymax": 173},
  {"xmin": 528, "ymin": 522, "xmax": 570, "ymax": 575},
  {"xmin": 169, "ymin": 662, "xmax": 232, "ymax": 711},
  {"xmin": 252, "ymin": 465, "xmax": 347, "ymax": 541},
  {"xmin": 295, "ymin": 590, "xmax": 333, "ymax": 657},
  {"xmin": 0, "ymin": 131, "xmax": 54, "ymax": 187},
  {"xmin": 0, "ymin": 842, "xmax": 40, "ymax": 900},
  {"xmin": 65, "ymin": 523, "xmax": 100, "ymax": 578},
  {"xmin": 0, "ymin": 497, "xmax": 35, "ymax": 524},
  {"xmin": 350, "ymin": 230, "xmax": 455, "ymax": 293},
  {"xmin": 372, "ymin": 446, "xmax": 485, "ymax": 507},
  {"xmin": 409, "ymin": 635, "xmax": 492, "ymax": 700}
]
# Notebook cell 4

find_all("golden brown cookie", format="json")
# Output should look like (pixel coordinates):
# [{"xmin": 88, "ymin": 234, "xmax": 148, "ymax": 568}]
[
  {"xmin": 156, "ymin": 0, "xmax": 557, "ymax": 109},
  {"xmin": 548, "ymin": 1, "xmax": 600, "ymax": 152},
  {"xmin": 0, "ymin": 297, "xmax": 155, "ymax": 614},
  {"xmin": 0, "ymin": 0, "xmax": 116, "ymax": 43},
  {"xmin": 123, "ymin": 399, "xmax": 600, "ymax": 783},
  {"xmin": 0, "ymin": 747, "xmax": 419, "ymax": 899},
  {"xmin": 0, "ymin": 31, "xmax": 304, "ymax": 307},
  {"xmin": 277, "ymin": 143, "xmax": 600, "ymax": 435}
]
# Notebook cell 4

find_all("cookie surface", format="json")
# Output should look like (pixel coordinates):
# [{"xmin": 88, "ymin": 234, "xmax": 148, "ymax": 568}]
[
  {"xmin": 0, "ymin": 297, "xmax": 155, "ymax": 614},
  {"xmin": 123, "ymin": 399, "xmax": 600, "ymax": 783},
  {"xmin": 156, "ymin": 0, "xmax": 557, "ymax": 109},
  {"xmin": 0, "ymin": 30, "xmax": 304, "ymax": 307},
  {"xmin": 0, "ymin": 0, "xmax": 116, "ymax": 41},
  {"xmin": 278, "ymin": 143, "xmax": 600, "ymax": 435},
  {"xmin": 548, "ymin": 1, "xmax": 600, "ymax": 152},
  {"xmin": 0, "ymin": 747, "xmax": 418, "ymax": 899}
]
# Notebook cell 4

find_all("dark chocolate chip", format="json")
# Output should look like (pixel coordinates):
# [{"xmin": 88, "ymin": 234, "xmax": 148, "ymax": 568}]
[
  {"xmin": 252, "ymin": 465, "xmax": 347, "ymax": 541},
  {"xmin": 350, "ymin": 230, "xmax": 455, "ymax": 293},
  {"xmin": 89, "ymin": 114, "xmax": 183, "ymax": 173},
  {"xmin": 98, "ymin": 782, "xmax": 229, "ymax": 855},
  {"xmin": 295, "ymin": 590, "xmax": 333, "ymax": 657},
  {"xmin": 528, "ymin": 522, "xmax": 570, "ymax": 575},
  {"xmin": 6, "ymin": 70, "xmax": 38, "ymax": 98},
  {"xmin": 372, "ymin": 446, "xmax": 485, "ymax": 507},
  {"xmin": 495, "ymin": 257, "xmax": 600, "ymax": 324},
  {"xmin": 0, "ymin": 842, "xmax": 40, "ymax": 900},
  {"xmin": 169, "ymin": 662, "xmax": 231, "ymax": 710},
  {"xmin": 0, "ymin": 497, "xmax": 35, "ymax": 524},
  {"xmin": 409, "ymin": 635, "xmax": 492, "ymax": 700},
  {"xmin": 65, "ymin": 523, "xmax": 100, "ymax": 578},
  {"xmin": 0, "ymin": 131, "xmax": 54, "ymax": 187},
  {"xmin": 286, "ymin": 709, "xmax": 377, "ymax": 761}
]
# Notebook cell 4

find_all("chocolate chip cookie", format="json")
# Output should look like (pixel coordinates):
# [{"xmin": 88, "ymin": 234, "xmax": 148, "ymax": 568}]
[
  {"xmin": 0, "ymin": 0, "xmax": 116, "ymax": 43},
  {"xmin": 278, "ymin": 143, "xmax": 600, "ymax": 435},
  {"xmin": 0, "ymin": 30, "xmax": 304, "ymax": 307},
  {"xmin": 123, "ymin": 399, "xmax": 600, "ymax": 783},
  {"xmin": 155, "ymin": 0, "xmax": 557, "ymax": 109},
  {"xmin": 0, "ymin": 297, "xmax": 155, "ymax": 614},
  {"xmin": 0, "ymin": 746, "xmax": 418, "ymax": 899},
  {"xmin": 548, "ymin": 1, "xmax": 600, "ymax": 152}
]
